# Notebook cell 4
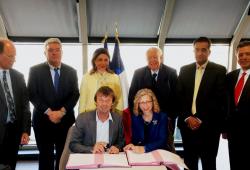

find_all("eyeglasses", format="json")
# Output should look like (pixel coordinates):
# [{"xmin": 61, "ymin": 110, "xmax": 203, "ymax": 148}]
[
  {"xmin": 48, "ymin": 48, "xmax": 61, "ymax": 53},
  {"xmin": 139, "ymin": 100, "xmax": 152, "ymax": 105}
]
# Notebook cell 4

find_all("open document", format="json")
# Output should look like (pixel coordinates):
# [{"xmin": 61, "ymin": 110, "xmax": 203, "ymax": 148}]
[
  {"xmin": 126, "ymin": 149, "xmax": 188, "ymax": 170},
  {"xmin": 66, "ymin": 150, "xmax": 188, "ymax": 170},
  {"xmin": 66, "ymin": 153, "xmax": 130, "ymax": 169}
]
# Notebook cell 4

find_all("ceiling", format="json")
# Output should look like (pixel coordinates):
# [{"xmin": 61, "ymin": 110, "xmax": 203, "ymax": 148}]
[{"xmin": 0, "ymin": 0, "xmax": 249, "ymax": 43}]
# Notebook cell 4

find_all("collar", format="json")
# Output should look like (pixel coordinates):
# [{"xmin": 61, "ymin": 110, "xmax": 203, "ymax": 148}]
[
  {"xmin": 239, "ymin": 69, "xmax": 250, "ymax": 76},
  {"xmin": 96, "ymin": 111, "xmax": 113, "ymax": 122},
  {"xmin": 0, "ymin": 68, "xmax": 10, "ymax": 75},
  {"xmin": 150, "ymin": 69, "xmax": 159, "ymax": 75},
  {"xmin": 47, "ymin": 62, "xmax": 61, "ymax": 70},
  {"xmin": 196, "ymin": 61, "xmax": 208, "ymax": 69}
]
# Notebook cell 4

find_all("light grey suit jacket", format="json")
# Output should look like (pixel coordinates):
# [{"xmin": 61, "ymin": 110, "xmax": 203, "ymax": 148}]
[{"xmin": 69, "ymin": 110, "xmax": 125, "ymax": 153}]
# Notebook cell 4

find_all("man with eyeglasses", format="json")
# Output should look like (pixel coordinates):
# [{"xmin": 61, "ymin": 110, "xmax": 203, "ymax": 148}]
[
  {"xmin": 0, "ymin": 38, "xmax": 31, "ymax": 170},
  {"xmin": 128, "ymin": 47, "xmax": 177, "ymax": 153},
  {"xmin": 27, "ymin": 38, "xmax": 79, "ymax": 170},
  {"xmin": 176, "ymin": 37, "xmax": 227, "ymax": 170}
]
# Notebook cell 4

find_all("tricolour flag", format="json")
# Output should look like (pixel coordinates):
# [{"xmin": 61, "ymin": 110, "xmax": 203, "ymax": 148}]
[
  {"xmin": 110, "ymin": 37, "xmax": 129, "ymax": 110},
  {"xmin": 103, "ymin": 34, "xmax": 131, "ymax": 144}
]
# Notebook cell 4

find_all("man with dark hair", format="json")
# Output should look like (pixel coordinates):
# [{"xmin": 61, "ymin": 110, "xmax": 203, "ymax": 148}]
[
  {"xmin": 225, "ymin": 41, "xmax": 250, "ymax": 170},
  {"xmin": 176, "ymin": 37, "xmax": 227, "ymax": 170},
  {"xmin": 0, "ymin": 38, "xmax": 31, "ymax": 170},
  {"xmin": 70, "ymin": 86, "xmax": 125, "ymax": 154}
]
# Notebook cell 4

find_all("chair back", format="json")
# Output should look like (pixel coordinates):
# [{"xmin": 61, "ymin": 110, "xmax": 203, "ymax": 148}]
[{"xmin": 59, "ymin": 125, "xmax": 74, "ymax": 170}]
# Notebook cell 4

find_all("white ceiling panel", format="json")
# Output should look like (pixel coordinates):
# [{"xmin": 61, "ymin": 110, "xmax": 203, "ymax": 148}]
[
  {"xmin": 0, "ymin": 0, "xmax": 79, "ymax": 37},
  {"xmin": 167, "ymin": 0, "xmax": 250, "ymax": 38},
  {"xmin": 87, "ymin": 0, "xmax": 165, "ymax": 38}
]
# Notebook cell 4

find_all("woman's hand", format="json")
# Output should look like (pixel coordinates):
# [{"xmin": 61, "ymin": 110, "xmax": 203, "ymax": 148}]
[
  {"xmin": 123, "ymin": 143, "xmax": 135, "ymax": 151},
  {"xmin": 124, "ymin": 144, "xmax": 145, "ymax": 154}
]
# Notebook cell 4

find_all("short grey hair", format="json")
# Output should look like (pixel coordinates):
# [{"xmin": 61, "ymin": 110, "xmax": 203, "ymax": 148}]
[
  {"xmin": 146, "ymin": 47, "xmax": 163, "ymax": 57},
  {"xmin": 44, "ymin": 38, "xmax": 62, "ymax": 49}
]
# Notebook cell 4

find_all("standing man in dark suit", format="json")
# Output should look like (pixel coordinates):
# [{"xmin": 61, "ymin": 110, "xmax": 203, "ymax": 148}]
[
  {"xmin": 28, "ymin": 38, "xmax": 79, "ymax": 170},
  {"xmin": 128, "ymin": 47, "xmax": 177, "ymax": 152},
  {"xmin": 177, "ymin": 37, "xmax": 227, "ymax": 170},
  {"xmin": 0, "ymin": 38, "xmax": 31, "ymax": 170},
  {"xmin": 69, "ymin": 86, "xmax": 125, "ymax": 154},
  {"xmin": 225, "ymin": 41, "xmax": 250, "ymax": 170}
]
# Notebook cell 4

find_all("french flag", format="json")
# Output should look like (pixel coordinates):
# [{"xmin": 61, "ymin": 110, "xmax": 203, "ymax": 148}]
[
  {"xmin": 103, "ymin": 36, "xmax": 131, "ymax": 144},
  {"xmin": 110, "ymin": 37, "xmax": 129, "ymax": 110}
]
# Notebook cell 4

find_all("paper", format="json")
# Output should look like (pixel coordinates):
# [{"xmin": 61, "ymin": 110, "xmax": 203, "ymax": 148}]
[
  {"xmin": 66, "ymin": 153, "xmax": 130, "ymax": 169},
  {"xmin": 66, "ymin": 150, "xmax": 188, "ymax": 170},
  {"xmin": 126, "ymin": 149, "xmax": 188, "ymax": 170}
]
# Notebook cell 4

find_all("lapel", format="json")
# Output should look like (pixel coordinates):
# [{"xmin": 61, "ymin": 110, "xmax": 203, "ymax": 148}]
[
  {"xmin": 197, "ymin": 62, "xmax": 210, "ymax": 96},
  {"xmin": 238, "ymin": 72, "xmax": 250, "ymax": 104},
  {"xmin": 44, "ymin": 63, "xmax": 60, "ymax": 95},
  {"xmin": 144, "ymin": 67, "xmax": 153, "ymax": 86},
  {"xmin": 90, "ymin": 112, "xmax": 97, "ymax": 144},
  {"xmin": 0, "ymin": 79, "xmax": 6, "ymax": 103},
  {"xmin": 138, "ymin": 116, "xmax": 145, "ymax": 141},
  {"xmin": 232, "ymin": 70, "xmax": 240, "ymax": 88},
  {"xmin": 156, "ymin": 65, "xmax": 164, "ymax": 85},
  {"xmin": 9, "ymin": 69, "xmax": 17, "ymax": 108},
  {"xmin": 188, "ymin": 63, "xmax": 197, "ymax": 95},
  {"xmin": 109, "ymin": 115, "xmax": 114, "ymax": 144},
  {"xmin": 44, "ymin": 63, "xmax": 56, "ymax": 92}
]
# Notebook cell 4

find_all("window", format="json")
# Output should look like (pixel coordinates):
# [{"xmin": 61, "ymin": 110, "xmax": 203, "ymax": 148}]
[
  {"xmin": 14, "ymin": 42, "xmax": 229, "ymax": 145},
  {"xmin": 14, "ymin": 43, "xmax": 83, "ymax": 145}
]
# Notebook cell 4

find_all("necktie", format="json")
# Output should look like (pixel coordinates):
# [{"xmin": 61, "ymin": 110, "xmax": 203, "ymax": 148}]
[
  {"xmin": 54, "ymin": 68, "xmax": 60, "ymax": 93},
  {"xmin": 2, "ymin": 71, "xmax": 16, "ymax": 123},
  {"xmin": 234, "ymin": 72, "xmax": 246, "ymax": 105},
  {"xmin": 191, "ymin": 67, "xmax": 203, "ymax": 114},
  {"xmin": 152, "ymin": 73, "xmax": 157, "ymax": 85}
]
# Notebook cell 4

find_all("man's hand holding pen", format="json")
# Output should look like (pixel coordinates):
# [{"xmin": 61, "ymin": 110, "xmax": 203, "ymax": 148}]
[{"xmin": 92, "ymin": 142, "xmax": 119, "ymax": 154}]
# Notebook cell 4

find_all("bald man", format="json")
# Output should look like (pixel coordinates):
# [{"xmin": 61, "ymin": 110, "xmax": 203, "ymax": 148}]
[{"xmin": 0, "ymin": 38, "xmax": 31, "ymax": 169}]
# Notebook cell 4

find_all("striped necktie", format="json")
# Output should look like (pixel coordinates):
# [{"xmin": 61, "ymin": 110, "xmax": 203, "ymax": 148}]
[{"xmin": 2, "ymin": 71, "xmax": 16, "ymax": 123}]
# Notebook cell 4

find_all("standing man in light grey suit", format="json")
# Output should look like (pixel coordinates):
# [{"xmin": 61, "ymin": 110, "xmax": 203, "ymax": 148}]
[
  {"xmin": 70, "ymin": 86, "xmax": 125, "ymax": 154},
  {"xmin": 0, "ymin": 38, "xmax": 31, "ymax": 170}
]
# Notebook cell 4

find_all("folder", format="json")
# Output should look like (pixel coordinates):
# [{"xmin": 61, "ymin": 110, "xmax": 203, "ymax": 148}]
[
  {"xmin": 66, "ymin": 153, "xmax": 130, "ymax": 169},
  {"xmin": 126, "ymin": 149, "xmax": 188, "ymax": 170}
]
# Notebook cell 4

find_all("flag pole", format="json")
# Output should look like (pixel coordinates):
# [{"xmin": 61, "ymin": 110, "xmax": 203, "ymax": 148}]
[
  {"xmin": 101, "ymin": 25, "xmax": 108, "ymax": 43},
  {"xmin": 114, "ymin": 22, "xmax": 120, "ymax": 44}
]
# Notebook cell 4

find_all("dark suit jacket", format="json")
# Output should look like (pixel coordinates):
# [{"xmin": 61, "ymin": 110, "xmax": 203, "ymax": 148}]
[
  {"xmin": 131, "ymin": 112, "xmax": 168, "ymax": 152},
  {"xmin": 226, "ymin": 69, "xmax": 250, "ymax": 135},
  {"xmin": 69, "ymin": 111, "xmax": 125, "ymax": 153},
  {"xmin": 129, "ymin": 64, "xmax": 177, "ymax": 118},
  {"xmin": 0, "ymin": 69, "xmax": 31, "ymax": 144},
  {"xmin": 27, "ymin": 62, "xmax": 79, "ymax": 129},
  {"xmin": 177, "ymin": 62, "xmax": 227, "ymax": 132}
]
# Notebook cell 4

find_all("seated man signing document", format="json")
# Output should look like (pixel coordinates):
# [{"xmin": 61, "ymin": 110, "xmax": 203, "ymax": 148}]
[{"xmin": 69, "ymin": 86, "xmax": 125, "ymax": 154}]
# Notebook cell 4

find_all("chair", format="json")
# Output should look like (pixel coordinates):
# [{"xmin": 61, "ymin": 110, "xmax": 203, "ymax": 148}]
[
  {"xmin": 59, "ymin": 125, "xmax": 74, "ymax": 170},
  {"xmin": 122, "ymin": 108, "xmax": 132, "ymax": 145}
]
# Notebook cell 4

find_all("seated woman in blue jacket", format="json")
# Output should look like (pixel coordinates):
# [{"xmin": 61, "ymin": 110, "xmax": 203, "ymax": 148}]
[{"xmin": 124, "ymin": 88, "xmax": 168, "ymax": 153}]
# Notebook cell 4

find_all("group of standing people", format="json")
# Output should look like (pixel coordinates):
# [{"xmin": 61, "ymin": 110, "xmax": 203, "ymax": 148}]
[{"xmin": 0, "ymin": 36, "xmax": 249, "ymax": 170}]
